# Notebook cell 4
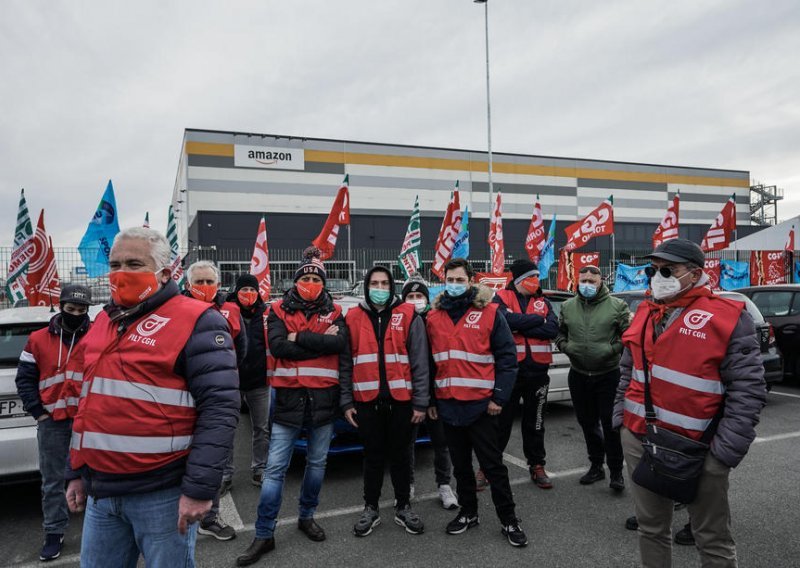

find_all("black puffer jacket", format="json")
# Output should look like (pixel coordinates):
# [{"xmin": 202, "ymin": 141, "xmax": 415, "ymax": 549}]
[
  {"xmin": 68, "ymin": 281, "xmax": 240, "ymax": 501},
  {"xmin": 267, "ymin": 287, "xmax": 349, "ymax": 428}
]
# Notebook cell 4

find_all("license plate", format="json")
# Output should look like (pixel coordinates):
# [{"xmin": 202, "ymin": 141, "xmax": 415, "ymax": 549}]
[{"xmin": 0, "ymin": 397, "xmax": 27, "ymax": 419}]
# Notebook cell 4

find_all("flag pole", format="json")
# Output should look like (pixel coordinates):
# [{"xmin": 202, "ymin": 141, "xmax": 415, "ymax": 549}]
[{"xmin": 611, "ymin": 233, "xmax": 616, "ymax": 276}]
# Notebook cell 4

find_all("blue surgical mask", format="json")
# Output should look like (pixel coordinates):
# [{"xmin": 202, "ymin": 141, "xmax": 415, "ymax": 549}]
[
  {"xmin": 445, "ymin": 283, "xmax": 468, "ymax": 297},
  {"xmin": 578, "ymin": 283, "xmax": 598, "ymax": 299},
  {"xmin": 369, "ymin": 288, "xmax": 391, "ymax": 305}
]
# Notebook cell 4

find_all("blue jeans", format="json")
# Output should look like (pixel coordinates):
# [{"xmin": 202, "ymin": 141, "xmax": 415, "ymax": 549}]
[
  {"xmin": 254, "ymin": 421, "xmax": 334, "ymax": 539},
  {"xmin": 81, "ymin": 485, "xmax": 197, "ymax": 568},
  {"xmin": 37, "ymin": 417, "xmax": 72, "ymax": 534}
]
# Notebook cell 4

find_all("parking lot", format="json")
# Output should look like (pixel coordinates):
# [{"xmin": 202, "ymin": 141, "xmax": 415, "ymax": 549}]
[{"xmin": 2, "ymin": 383, "xmax": 800, "ymax": 568}]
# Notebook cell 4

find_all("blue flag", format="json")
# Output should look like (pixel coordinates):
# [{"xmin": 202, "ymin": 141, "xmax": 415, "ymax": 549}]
[
  {"xmin": 794, "ymin": 260, "xmax": 799, "ymax": 284},
  {"xmin": 614, "ymin": 264, "xmax": 650, "ymax": 292},
  {"xmin": 720, "ymin": 260, "xmax": 750, "ymax": 290},
  {"xmin": 452, "ymin": 206, "xmax": 470, "ymax": 259},
  {"xmin": 78, "ymin": 180, "xmax": 121, "ymax": 277},
  {"xmin": 538, "ymin": 215, "xmax": 557, "ymax": 277}
]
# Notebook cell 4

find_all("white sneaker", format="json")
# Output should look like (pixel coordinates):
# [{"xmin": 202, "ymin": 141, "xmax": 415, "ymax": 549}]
[{"xmin": 438, "ymin": 484, "xmax": 459, "ymax": 510}]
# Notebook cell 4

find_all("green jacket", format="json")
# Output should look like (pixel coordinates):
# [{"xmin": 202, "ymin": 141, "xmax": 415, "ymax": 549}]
[{"xmin": 555, "ymin": 285, "xmax": 630, "ymax": 375}]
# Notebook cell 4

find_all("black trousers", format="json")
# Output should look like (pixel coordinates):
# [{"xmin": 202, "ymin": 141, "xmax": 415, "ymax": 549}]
[
  {"xmin": 355, "ymin": 400, "xmax": 414, "ymax": 509},
  {"xmin": 498, "ymin": 371, "xmax": 549, "ymax": 467},
  {"xmin": 568, "ymin": 368, "xmax": 624, "ymax": 472},
  {"xmin": 443, "ymin": 413, "xmax": 516, "ymax": 524}
]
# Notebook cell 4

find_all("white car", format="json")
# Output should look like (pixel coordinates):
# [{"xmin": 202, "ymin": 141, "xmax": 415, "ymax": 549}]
[{"xmin": 0, "ymin": 305, "xmax": 102, "ymax": 481}]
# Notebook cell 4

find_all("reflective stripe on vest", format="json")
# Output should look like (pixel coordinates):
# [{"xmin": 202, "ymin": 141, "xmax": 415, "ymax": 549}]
[
  {"xmin": 91, "ymin": 376, "xmax": 196, "ymax": 408},
  {"xmin": 621, "ymin": 295, "xmax": 742, "ymax": 440},
  {"xmin": 432, "ymin": 350, "xmax": 494, "ymax": 364},
  {"xmin": 272, "ymin": 367, "xmax": 339, "ymax": 379},
  {"xmin": 346, "ymin": 303, "xmax": 415, "ymax": 402},
  {"xmin": 73, "ymin": 431, "xmax": 193, "ymax": 454},
  {"xmin": 435, "ymin": 377, "xmax": 495, "ymax": 389},
  {"xmin": 44, "ymin": 397, "xmax": 80, "ymax": 413},
  {"xmin": 25, "ymin": 326, "xmax": 87, "ymax": 420}
]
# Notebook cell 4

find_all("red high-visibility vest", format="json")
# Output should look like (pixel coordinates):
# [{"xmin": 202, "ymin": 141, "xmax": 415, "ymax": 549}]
[
  {"xmin": 346, "ymin": 303, "xmax": 415, "ymax": 402},
  {"xmin": 263, "ymin": 304, "xmax": 276, "ymax": 383},
  {"xmin": 70, "ymin": 295, "xmax": 209, "ymax": 474},
  {"xmin": 217, "ymin": 301, "xmax": 242, "ymax": 339},
  {"xmin": 622, "ymin": 295, "xmax": 743, "ymax": 440},
  {"xmin": 269, "ymin": 301, "xmax": 342, "ymax": 389},
  {"xmin": 495, "ymin": 290, "xmax": 553, "ymax": 365},
  {"xmin": 426, "ymin": 303, "xmax": 498, "ymax": 401},
  {"xmin": 21, "ymin": 324, "xmax": 87, "ymax": 420}
]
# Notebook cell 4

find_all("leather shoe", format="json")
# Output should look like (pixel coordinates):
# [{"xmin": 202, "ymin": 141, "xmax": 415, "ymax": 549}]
[
  {"xmin": 579, "ymin": 465, "xmax": 605, "ymax": 485},
  {"xmin": 609, "ymin": 471, "xmax": 625, "ymax": 492},
  {"xmin": 298, "ymin": 517, "xmax": 326, "ymax": 542},
  {"xmin": 236, "ymin": 537, "xmax": 275, "ymax": 566}
]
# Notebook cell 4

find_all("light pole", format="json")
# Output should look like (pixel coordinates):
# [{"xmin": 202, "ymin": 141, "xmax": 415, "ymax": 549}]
[{"xmin": 474, "ymin": 0, "xmax": 493, "ymax": 261}]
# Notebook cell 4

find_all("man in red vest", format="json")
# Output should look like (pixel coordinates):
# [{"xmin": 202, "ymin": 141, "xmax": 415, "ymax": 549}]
[
  {"xmin": 65, "ymin": 228, "xmax": 240, "ymax": 568},
  {"xmin": 238, "ymin": 247, "xmax": 349, "ymax": 566},
  {"xmin": 494, "ymin": 259, "xmax": 559, "ymax": 489},
  {"xmin": 340, "ymin": 266, "xmax": 430, "ymax": 537},
  {"xmin": 427, "ymin": 258, "xmax": 528, "ymax": 548},
  {"xmin": 15, "ymin": 284, "xmax": 92, "ymax": 561},
  {"xmin": 184, "ymin": 260, "xmax": 249, "ymax": 542},
  {"xmin": 613, "ymin": 238, "xmax": 766, "ymax": 567}
]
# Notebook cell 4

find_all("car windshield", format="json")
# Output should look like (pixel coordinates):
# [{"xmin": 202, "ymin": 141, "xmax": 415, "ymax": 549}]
[
  {"xmin": 0, "ymin": 324, "xmax": 47, "ymax": 366},
  {"xmin": 749, "ymin": 291, "xmax": 798, "ymax": 317}
]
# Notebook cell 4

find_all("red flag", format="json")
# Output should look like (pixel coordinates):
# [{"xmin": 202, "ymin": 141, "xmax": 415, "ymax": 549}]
[
  {"xmin": 431, "ymin": 182, "xmax": 463, "ymax": 280},
  {"xmin": 564, "ymin": 196, "xmax": 614, "ymax": 252},
  {"xmin": 525, "ymin": 196, "xmax": 546, "ymax": 263},
  {"xmin": 250, "ymin": 216, "xmax": 272, "ymax": 301},
  {"xmin": 703, "ymin": 259, "xmax": 721, "ymax": 290},
  {"xmin": 786, "ymin": 226, "xmax": 795, "ymax": 252},
  {"xmin": 557, "ymin": 250, "xmax": 599, "ymax": 292},
  {"xmin": 476, "ymin": 271, "xmax": 512, "ymax": 292},
  {"xmin": 488, "ymin": 191, "xmax": 505, "ymax": 274},
  {"xmin": 311, "ymin": 177, "xmax": 350, "ymax": 260},
  {"xmin": 653, "ymin": 193, "xmax": 680, "ymax": 249},
  {"xmin": 700, "ymin": 195, "xmax": 737, "ymax": 252},
  {"xmin": 750, "ymin": 251, "xmax": 789, "ymax": 286},
  {"xmin": 26, "ymin": 210, "xmax": 61, "ymax": 306}
]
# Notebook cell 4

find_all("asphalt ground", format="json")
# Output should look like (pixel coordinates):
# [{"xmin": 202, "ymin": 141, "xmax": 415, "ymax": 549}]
[{"xmin": 2, "ymin": 383, "xmax": 800, "ymax": 568}]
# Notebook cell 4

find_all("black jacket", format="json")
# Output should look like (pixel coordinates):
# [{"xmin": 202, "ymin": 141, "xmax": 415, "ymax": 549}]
[
  {"xmin": 68, "ymin": 280, "xmax": 240, "ymax": 501},
  {"xmin": 226, "ymin": 291, "xmax": 268, "ymax": 392},
  {"xmin": 182, "ymin": 289, "xmax": 248, "ymax": 367},
  {"xmin": 493, "ymin": 287, "xmax": 559, "ymax": 378},
  {"xmin": 267, "ymin": 287, "xmax": 349, "ymax": 428}
]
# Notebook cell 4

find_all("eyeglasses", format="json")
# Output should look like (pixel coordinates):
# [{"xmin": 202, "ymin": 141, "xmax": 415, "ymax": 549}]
[{"xmin": 645, "ymin": 265, "xmax": 678, "ymax": 278}]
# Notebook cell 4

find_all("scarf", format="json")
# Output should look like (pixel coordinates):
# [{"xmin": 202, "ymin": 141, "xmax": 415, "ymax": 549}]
[{"xmin": 644, "ymin": 284, "xmax": 713, "ymax": 323}]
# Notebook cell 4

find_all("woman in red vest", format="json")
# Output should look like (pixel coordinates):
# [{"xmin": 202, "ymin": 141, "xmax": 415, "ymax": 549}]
[
  {"xmin": 15, "ymin": 285, "xmax": 92, "ymax": 561},
  {"xmin": 238, "ymin": 248, "xmax": 349, "ymax": 567},
  {"xmin": 613, "ymin": 238, "xmax": 766, "ymax": 567}
]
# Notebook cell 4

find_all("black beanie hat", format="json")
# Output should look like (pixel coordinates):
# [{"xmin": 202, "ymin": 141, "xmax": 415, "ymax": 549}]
[
  {"xmin": 294, "ymin": 247, "xmax": 327, "ymax": 283},
  {"xmin": 509, "ymin": 258, "xmax": 540, "ymax": 282},
  {"xmin": 235, "ymin": 273, "xmax": 259, "ymax": 292},
  {"xmin": 401, "ymin": 275, "xmax": 430, "ymax": 302}
]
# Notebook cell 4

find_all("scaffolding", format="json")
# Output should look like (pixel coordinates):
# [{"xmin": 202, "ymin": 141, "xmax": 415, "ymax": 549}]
[{"xmin": 750, "ymin": 182, "xmax": 783, "ymax": 226}]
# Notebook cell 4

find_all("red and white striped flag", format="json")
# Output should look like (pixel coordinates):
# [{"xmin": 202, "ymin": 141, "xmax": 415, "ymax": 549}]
[
  {"xmin": 653, "ymin": 193, "xmax": 680, "ymax": 249},
  {"xmin": 488, "ymin": 191, "xmax": 505, "ymax": 274},
  {"xmin": 26, "ymin": 210, "xmax": 61, "ymax": 306},
  {"xmin": 250, "ymin": 216, "xmax": 272, "ymax": 301},
  {"xmin": 312, "ymin": 175, "xmax": 350, "ymax": 260},
  {"xmin": 700, "ymin": 195, "xmax": 737, "ymax": 252},
  {"xmin": 525, "ymin": 195, "xmax": 546, "ymax": 263},
  {"xmin": 431, "ymin": 182, "xmax": 463, "ymax": 280},
  {"xmin": 786, "ymin": 225, "xmax": 795, "ymax": 252}
]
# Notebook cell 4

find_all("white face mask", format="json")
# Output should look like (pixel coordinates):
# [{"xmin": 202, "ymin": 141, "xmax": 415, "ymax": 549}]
[
  {"xmin": 651, "ymin": 271, "xmax": 689, "ymax": 301},
  {"xmin": 406, "ymin": 299, "xmax": 427, "ymax": 313}
]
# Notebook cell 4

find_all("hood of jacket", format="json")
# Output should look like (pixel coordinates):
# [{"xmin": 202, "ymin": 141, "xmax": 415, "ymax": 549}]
[
  {"xmin": 362, "ymin": 266, "xmax": 397, "ymax": 312},
  {"xmin": 432, "ymin": 283, "xmax": 494, "ymax": 310}
]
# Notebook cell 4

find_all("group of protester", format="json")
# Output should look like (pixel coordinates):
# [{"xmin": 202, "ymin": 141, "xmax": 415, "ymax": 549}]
[{"xmin": 16, "ymin": 226, "xmax": 766, "ymax": 568}]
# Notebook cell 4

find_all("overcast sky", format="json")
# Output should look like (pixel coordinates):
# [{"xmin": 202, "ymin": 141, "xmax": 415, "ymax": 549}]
[{"xmin": 1, "ymin": 0, "xmax": 798, "ymax": 248}]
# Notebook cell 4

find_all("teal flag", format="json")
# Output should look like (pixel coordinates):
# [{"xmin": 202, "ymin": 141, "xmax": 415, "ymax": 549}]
[
  {"xmin": 538, "ymin": 215, "xmax": 557, "ymax": 277},
  {"xmin": 452, "ymin": 206, "xmax": 470, "ymax": 258},
  {"xmin": 78, "ymin": 180, "xmax": 120, "ymax": 277}
]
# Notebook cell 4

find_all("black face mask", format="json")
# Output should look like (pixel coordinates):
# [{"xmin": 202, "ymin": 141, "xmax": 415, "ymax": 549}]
[{"xmin": 61, "ymin": 312, "xmax": 88, "ymax": 332}]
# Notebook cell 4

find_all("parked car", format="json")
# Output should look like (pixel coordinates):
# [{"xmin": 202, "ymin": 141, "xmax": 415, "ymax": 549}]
[
  {"xmin": 736, "ymin": 285, "xmax": 800, "ymax": 381},
  {"xmin": 613, "ymin": 290, "xmax": 783, "ymax": 387},
  {"xmin": 0, "ymin": 305, "xmax": 102, "ymax": 482}
]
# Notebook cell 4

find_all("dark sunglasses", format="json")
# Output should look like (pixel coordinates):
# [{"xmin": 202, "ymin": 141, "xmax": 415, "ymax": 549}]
[
  {"xmin": 645, "ymin": 265, "xmax": 679, "ymax": 278},
  {"xmin": 578, "ymin": 266, "xmax": 601, "ymax": 275}
]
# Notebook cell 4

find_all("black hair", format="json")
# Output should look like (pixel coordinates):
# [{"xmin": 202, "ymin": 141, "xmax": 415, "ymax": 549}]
[{"xmin": 444, "ymin": 257, "xmax": 474, "ymax": 279}]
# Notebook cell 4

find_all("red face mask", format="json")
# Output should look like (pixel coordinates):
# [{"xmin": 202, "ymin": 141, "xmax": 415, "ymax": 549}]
[
  {"xmin": 296, "ymin": 280, "xmax": 324, "ymax": 301},
  {"xmin": 110, "ymin": 271, "xmax": 161, "ymax": 308},
  {"xmin": 520, "ymin": 276, "xmax": 540, "ymax": 295},
  {"xmin": 238, "ymin": 289, "xmax": 259, "ymax": 307},
  {"xmin": 189, "ymin": 284, "xmax": 218, "ymax": 303}
]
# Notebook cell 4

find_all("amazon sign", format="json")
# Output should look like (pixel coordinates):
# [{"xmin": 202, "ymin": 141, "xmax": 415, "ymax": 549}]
[{"xmin": 234, "ymin": 145, "xmax": 305, "ymax": 170}]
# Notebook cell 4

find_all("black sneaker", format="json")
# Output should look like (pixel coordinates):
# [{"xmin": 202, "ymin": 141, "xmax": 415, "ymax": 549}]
[
  {"xmin": 394, "ymin": 505, "xmax": 424, "ymax": 535},
  {"xmin": 625, "ymin": 515, "xmax": 639, "ymax": 531},
  {"xmin": 220, "ymin": 478, "xmax": 233, "ymax": 496},
  {"xmin": 579, "ymin": 465, "xmax": 605, "ymax": 485},
  {"xmin": 252, "ymin": 471, "xmax": 263, "ymax": 487},
  {"xmin": 674, "ymin": 523, "xmax": 695, "ymax": 546},
  {"xmin": 501, "ymin": 520, "xmax": 529, "ymax": 547},
  {"xmin": 609, "ymin": 471, "xmax": 625, "ymax": 492},
  {"xmin": 446, "ymin": 511, "xmax": 479, "ymax": 535},
  {"xmin": 39, "ymin": 533, "xmax": 64, "ymax": 561},
  {"xmin": 199, "ymin": 518, "xmax": 236, "ymax": 541},
  {"xmin": 353, "ymin": 505, "xmax": 381, "ymax": 537}
]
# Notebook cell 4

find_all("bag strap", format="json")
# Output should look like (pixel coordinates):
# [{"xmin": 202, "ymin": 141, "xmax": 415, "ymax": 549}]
[{"xmin": 639, "ymin": 312, "xmax": 724, "ymax": 442}]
